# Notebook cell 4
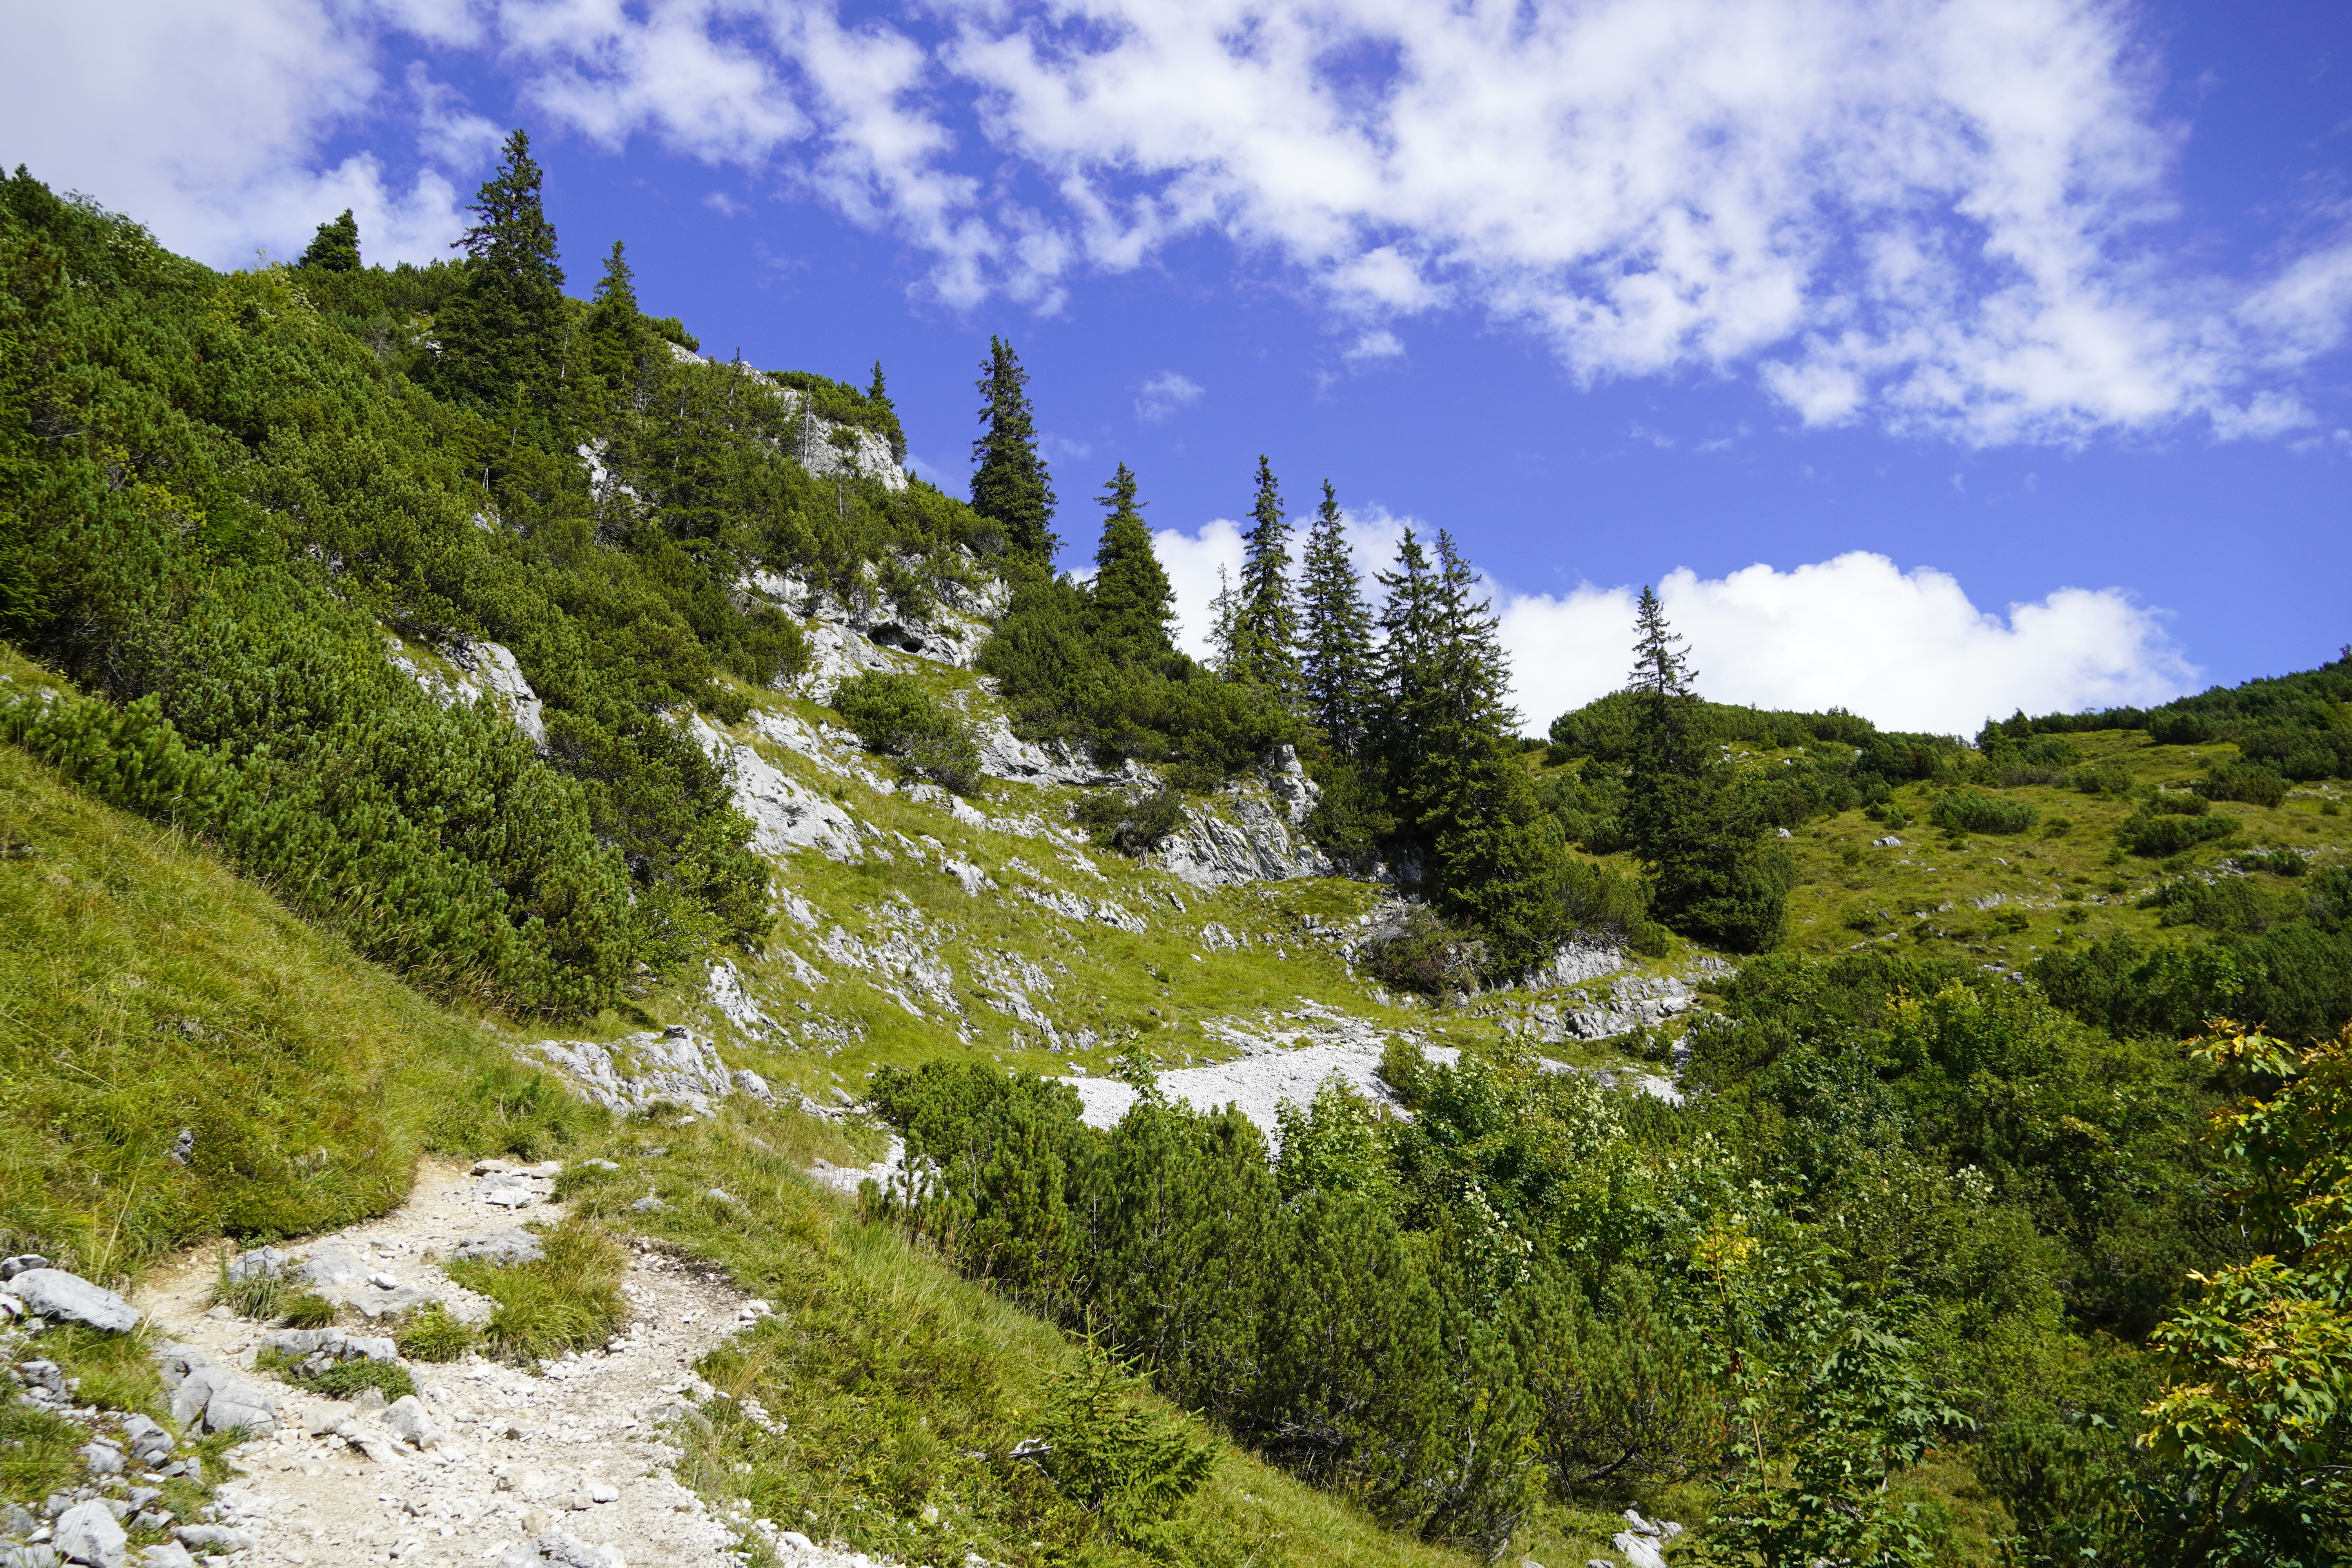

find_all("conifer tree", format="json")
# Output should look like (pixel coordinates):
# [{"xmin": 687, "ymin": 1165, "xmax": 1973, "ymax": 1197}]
[
  {"xmin": 583, "ymin": 240, "xmax": 662, "ymax": 410},
  {"xmin": 1206, "ymin": 567, "xmax": 1243, "ymax": 676},
  {"xmin": 1088, "ymin": 463, "xmax": 1175, "ymax": 667},
  {"xmin": 868, "ymin": 361, "xmax": 906, "ymax": 463},
  {"xmin": 1232, "ymin": 456, "xmax": 1301, "ymax": 697},
  {"xmin": 435, "ymin": 130, "xmax": 569, "ymax": 418},
  {"xmin": 1299, "ymin": 480, "xmax": 1372, "ymax": 754},
  {"xmin": 298, "ymin": 209, "xmax": 360, "ymax": 272},
  {"xmin": 972, "ymin": 337, "xmax": 1057, "ymax": 562},
  {"xmin": 1621, "ymin": 587, "xmax": 1789, "ymax": 952}
]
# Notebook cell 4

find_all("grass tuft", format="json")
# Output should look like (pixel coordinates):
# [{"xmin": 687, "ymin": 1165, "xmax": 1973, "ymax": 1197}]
[
  {"xmin": 445, "ymin": 1217, "xmax": 628, "ymax": 1363},
  {"xmin": 396, "ymin": 1302, "xmax": 477, "ymax": 1362}
]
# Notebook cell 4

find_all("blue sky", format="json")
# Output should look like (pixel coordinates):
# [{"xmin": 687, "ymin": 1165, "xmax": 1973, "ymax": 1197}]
[{"xmin": 9, "ymin": 0, "xmax": 2349, "ymax": 733}]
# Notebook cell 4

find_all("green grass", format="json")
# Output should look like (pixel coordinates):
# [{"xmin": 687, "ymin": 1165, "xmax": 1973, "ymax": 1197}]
[
  {"xmin": 443, "ymin": 1216, "xmax": 630, "ymax": 1363},
  {"xmin": 564, "ymin": 1104, "xmax": 1479, "ymax": 1568},
  {"xmin": 0, "ymin": 647, "xmax": 602, "ymax": 1278}
]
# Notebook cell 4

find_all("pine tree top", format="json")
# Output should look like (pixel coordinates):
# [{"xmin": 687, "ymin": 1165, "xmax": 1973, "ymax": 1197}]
[
  {"xmin": 1629, "ymin": 585, "xmax": 1696, "ymax": 698},
  {"xmin": 298, "ymin": 209, "xmax": 360, "ymax": 272},
  {"xmin": 1089, "ymin": 463, "xmax": 1174, "ymax": 665},
  {"xmin": 971, "ymin": 336, "xmax": 1058, "ymax": 563}
]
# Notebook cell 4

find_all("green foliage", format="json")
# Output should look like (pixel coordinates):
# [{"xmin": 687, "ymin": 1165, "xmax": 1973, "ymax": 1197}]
[
  {"xmin": 1074, "ymin": 783, "xmax": 1185, "ymax": 856},
  {"xmin": 431, "ymin": 131, "xmax": 568, "ymax": 423},
  {"xmin": 1233, "ymin": 456, "xmax": 1301, "ymax": 697},
  {"xmin": 1087, "ymin": 464, "xmax": 1176, "ymax": 668},
  {"xmin": 1357, "ymin": 906, "xmax": 1490, "ymax": 996},
  {"xmin": 1033, "ymin": 1349, "xmax": 1219, "ymax": 1552},
  {"xmin": 971, "ymin": 337, "xmax": 1056, "ymax": 561},
  {"xmin": 280, "ymin": 1292, "xmax": 337, "ymax": 1329},
  {"xmin": 297, "ymin": 209, "xmax": 361, "ymax": 272},
  {"xmin": 1299, "ymin": 481, "xmax": 1374, "ymax": 756},
  {"xmin": 2120, "ymin": 805, "xmax": 2241, "ymax": 858},
  {"xmin": 2196, "ymin": 759, "xmax": 2291, "ymax": 808},
  {"xmin": 397, "ymin": 1301, "xmax": 478, "ymax": 1361},
  {"xmin": 0, "ymin": 727, "xmax": 599, "ymax": 1275},
  {"xmin": 830, "ymin": 671, "xmax": 983, "ymax": 796},
  {"xmin": 1930, "ymin": 789, "xmax": 2039, "ymax": 835},
  {"xmin": 302, "ymin": 1357, "xmax": 418, "ymax": 1403}
]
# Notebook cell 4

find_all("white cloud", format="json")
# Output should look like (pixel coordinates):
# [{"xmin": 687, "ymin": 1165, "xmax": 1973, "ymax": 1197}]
[
  {"xmin": 1343, "ymin": 329, "xmax": 1405, "ymax": 364},
  {"xmin": 1134, "ymin": 370, "xmax": 1205, "ymax": 423},
  {"xmin": 1151, "ymin": 520, "xmax": 2193, "ymax": 733},
  {"xmin": 7, "ymin": 0, "xmax": 2349, "ymax": 441},
  {"xmin": 1497, "ymin": 552, "xmax": 2196, "ymax": 734}
]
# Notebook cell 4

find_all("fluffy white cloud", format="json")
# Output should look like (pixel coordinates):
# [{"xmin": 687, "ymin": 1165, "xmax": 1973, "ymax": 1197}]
[
  {"xmin": 1151, "ymin": 520, "xmax": 2193, "ymax": 733},
  {"xmin": 5, "ymin": 0, "xmax": 2346, "ymax": 439},
  {"xmin": 1497, "ymin": 552, "xmax": 2196, "ymax": 734},
  {"xmin": 1134, "ymin": 370, "xmax": 1205, "ymax": 422}
]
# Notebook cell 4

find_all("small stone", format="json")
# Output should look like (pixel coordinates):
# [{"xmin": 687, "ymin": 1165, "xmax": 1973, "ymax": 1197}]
[
  {"xmin": 367, "ymin": 1273, "xmax": 400, "ymax": 1290},
  {"xmin": 578, "ymin": 1160, "xmax": 620, "ymax": 1172},
  {"xmin": 170, "ymin": 1526, "xmax": 254, "ymax": 1553},
  {"xmin": 383, "ymin": 1396, "xmax": 444, "ymax": 1451},
  {"xmin": 0, "ymin": 1255, "xmax": 48, "ymax": 1280},
  {"xmin": 305, "ymin": 1403, "xmax": 356, "ymax": 1438},
  {"xmin": 625, "ymin": 1197, "xmax": 666, "ymax": 1214},
  {"xmin": 779, "ymin": 1533, "xmax": 815, "ymax": 1552},
  {"xmin": 53, "ymin": 1500, "xmax": 126, "ymax": 1568},
  {"xmin": 3, "ymin": 1502, "xmax": 35, "ymax": 1539},
  {"xmin": 292, "ymin": 1244, "xmax": 366, "ymax": 1288},
  {"xmin": 585, "ymin": 1483, "xmax": 618, "ymax": 1504},
  {"xmin": 353, "ymin": 1387, "xmax": 388, "ymax": 1413},
  {"xmin": 139, "ymin": 1545, "xmax": 197, "ymax": 1568},
  {"xmin": 452, "ymin": 1229, "xmax": 544, "ymax": 1267},
  {"xmin": 9, "ymin": 1272, "xmax": 138, "ymax": 1334},
  {"xmin": 75, "ymin": 1443, "xmax": 124, "ymax": 1476},
  {"xmin": 472, "ymin": 1159, "xmax": 514, "ymax": 1175},
  {"xmin": 202, "ymin": 1307, "xmax": 231, "ymax": 1321},
  {"xmin": 705, "ymin": 1189, "xmax": 739, "ymax": 1207}
]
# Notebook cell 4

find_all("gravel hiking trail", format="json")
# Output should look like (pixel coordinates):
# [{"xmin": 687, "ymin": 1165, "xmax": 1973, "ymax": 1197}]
[{"xmin": 132, "ymin": 1160, "xmax": 852, "ymax": 1568}]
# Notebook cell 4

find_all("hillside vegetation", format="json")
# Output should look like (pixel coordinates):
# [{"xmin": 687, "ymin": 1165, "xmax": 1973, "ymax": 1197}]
[{"xmin": 5, "ymin": 139, "xmax": 2352, "ymax": 1568}]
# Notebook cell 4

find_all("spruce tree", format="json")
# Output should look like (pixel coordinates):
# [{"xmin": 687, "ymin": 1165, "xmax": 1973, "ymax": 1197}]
[
  {"xmin": 435, "ymin": 129, "xmax": 569, "ymax": 418},
  {"xmin": 1299, "ymin": 480, "xmax": 1372, "ymax": 754},
  {"xmin": 298, "ymin": 209, "xmax": 360, "ymax": 272},
  {"xmin": 1206, "ymin": 567, "xmax": 1243, "ymax": 675},
  {"xmin": 583, "ymin": 240, "xmax": 661, "ymax": 410},
  {"xmin": 971, "ymin": 337, "xmax": 1057, "ymax": 563},
  {"xmin": 1621, "ymin": 587, "xmax": 1789, "ymax": 952},
  {"xmin": 1088, "ymin": 463, "xmax": 1175, "ymax": 668},
  {"xmin": 1233, "ymin": 456, "xmax": 1301, "ymax": 696},
  {"xmin": 867, "ymin": 360, "xmax": 907, "ymax": 463}
]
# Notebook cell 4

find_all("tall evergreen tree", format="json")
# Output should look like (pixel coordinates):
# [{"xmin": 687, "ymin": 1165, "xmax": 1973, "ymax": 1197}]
[
  {"xmin": 1299, "ymin": 480, "xmax": 1372, "ymax": 754},
  {"xmin": 583, "ymin": 240, "xmax": 661, "ymax": 411},
  {"xmin": 1088, "ymin": 463, "xmax": 1175, "ymax": 667},
  {"xmin": 297, "ymin": 209, "xmax": 360, "ymax": 272},
  {"xmin": 1366, "ymin": 528, "xmax": 1563, "ymax": 971},
  {"xmin": 1233, "ymin": 456, "xmax": 1301, "ymax": 696},
  {"xmin": 1620, "ymin": 587, "xmax": 1789, "ymax": 952},
  {"xmin": 1206, "ymin": 566, "xmax": 1243, "ymax": 676},
  {"xmin": 435, "ymin": 130, "xmax": 569, "ymax": 417},
  {"xmin": 971, "ymin": 337, "xmax": 1057, "ymax": 563},
  {"xmin": 867, "ymin": 361, "xmax": 907, "ymax": 463}
]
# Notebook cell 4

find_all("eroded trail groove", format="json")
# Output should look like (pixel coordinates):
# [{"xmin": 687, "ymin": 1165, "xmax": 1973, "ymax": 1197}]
[{"xmin": 132, "ymin": 1162, "xmax": 849, "ymax": 1568}]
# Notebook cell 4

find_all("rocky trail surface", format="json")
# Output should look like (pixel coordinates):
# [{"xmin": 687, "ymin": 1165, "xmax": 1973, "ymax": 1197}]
[{"xmin": 111, "ymin": 1163, "xmax": 864, "ymax": 1568}]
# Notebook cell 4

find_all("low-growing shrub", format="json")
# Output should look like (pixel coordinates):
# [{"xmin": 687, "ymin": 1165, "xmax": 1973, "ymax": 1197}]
[
  {"xmin": 2196, "ymin": 761, "xmax": 2290, "ymax": 809},
  {"xmin": 280, "ymin": 1293, "xmax": 337, "ymax": 1330},
  {"xmin": 210, "ymin": 1256, "xmax": 285, "ymax": 1322},
  {"xmin": 1555, "ymin": 856, "xmax": 1650, "ymax": 942},
  {"xmin": 830, "ymin": 673, "xmax": 984, "ymax": 797},
  {"xmin": 308, "ymin": 1359, "xmax": 418, "ymax": 1403},
  {"xmin": 2236, "ymin": 848, "xmax": 2308, "ymax": 878},
  {"xmin": 1931, "ymin": 791, "xmax": 2039, "ymax": 835},
  {"xmin": 2119, "ymin": 808, "xmax": 2239, "ymax": 858},
  {"xmin": 1358, "ymin": 906, "xmax": 1489, "ymax": 995},
  {"xmin": 1033, "ymin": 1352, "xmax": 1217, "ymax": 1552},
  {"xmin": 1076, "ymin": 785, "xmax": 1185, "ymax": 856},
  {"xmin": 2068, "ymin": 762, "xmax": 2133, "ymax": 796}
]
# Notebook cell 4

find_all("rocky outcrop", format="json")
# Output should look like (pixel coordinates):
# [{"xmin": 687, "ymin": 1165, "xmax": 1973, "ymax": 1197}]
[
  {"xmin": 385, "ymin": 636, "xmax": 546, "ymax": 745},
  {"xmin": 1152, "ymin": 746, "xmax": 1336, "ymax": 887},
  {"xmin": 523, "ymin": 1026, "xmax": 753, "ymax": 1118},
  {"xmin": 736, "ymin": 555, "xmax": 1000, "ymax": 699},
  {"xmin": 666, "ymin": 345, "xmax": 907, "ymax": 493}
]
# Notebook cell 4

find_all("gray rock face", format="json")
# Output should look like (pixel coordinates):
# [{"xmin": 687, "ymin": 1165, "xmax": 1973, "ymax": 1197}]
[
  {"xmin": 1521, "ymin": 940, "xmax": 1627, "ymax": 989},
  {"xmin": 52, "ymin": 1501, "xmax": 125, "ymax": 1568},
  {"xmin": 693, "ymin": 718, "xmax": 867, "ymax": 863},
  {"xmin": 10, "ymin": 1270, "xmax": 138, "ymax": 1333},
  {"xmin": 383, "ymin": 1394, "xmax": 445, "ymax": 1450},
  {"xmin": 257, "ymin": 1327, "xmax": 396, "ymax": 1364},
  {"xmin": 293, "ymin": 1243, "xmax": 367, "ymax": 1288},
  {"xmin": 524, "ymin": 1026, "xmax": 743, "ymax": 1118},
  {"xmin": 384, "ymin": 637, "xmax": 545, "ymax": 746},
  {"xmin": 1152, "ymin": 747, "xmax": 1336, "ymax": 888},
  {"xmin": 452, "ymin": 1228, "xmax": 544, "ymax": 1267},
  {"xmin": 223, "ymin": 1247, "xmax": 291, "ymax": 1284}
]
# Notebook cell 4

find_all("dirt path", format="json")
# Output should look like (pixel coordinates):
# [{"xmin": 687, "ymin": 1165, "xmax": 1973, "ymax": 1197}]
[{"xmin": 133, "ymin": 1161, "xmax": 839, "ymax": 1568}]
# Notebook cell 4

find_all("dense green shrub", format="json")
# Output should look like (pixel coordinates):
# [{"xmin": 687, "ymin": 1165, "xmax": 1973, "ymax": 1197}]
[
  {"xmin": 1931, "ymin": 790, "xmax": 2040, "ymax": 835},
  {"xmin": 2195, "ymin": 760, "xmax": 2290, "ymax": 807},
  {"xmin": 1554, "ymin": 855, "xmax": 1650, "ymax": 943},
  {"xmin": 1074, "ymin": 783, "xmax": 1184, "ymax": 855},
  {"xmin": 830, "ymin": 671, "xmax": 983, "ymax": 796},
  {"xmin": 2118, "ymin": 806, "xmax": 2239, "ymax": 858},
  {"xmin": 1356, "ymin": 906, "xmax": 1490, "ymax": 995}
]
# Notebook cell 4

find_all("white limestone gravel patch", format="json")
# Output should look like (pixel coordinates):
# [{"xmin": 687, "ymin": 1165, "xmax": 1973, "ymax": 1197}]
[{"xmin": 131, "ymin": 1162, "xmax": 881, "ymax": 1568}]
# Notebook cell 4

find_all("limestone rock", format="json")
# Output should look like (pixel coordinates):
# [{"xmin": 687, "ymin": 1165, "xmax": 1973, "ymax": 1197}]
[
  {"xmin": 10, "ymin": 1270, "xmax": 138, "ymax": 1333},
  {"xmin": 1152, "ymin": 747, "xmax": 1337, "ymax": 887},
  {"xmin": 452, "ymin": 1228, "xmax": 544, "ymax": 1267},
  {"xmin": 170, "ymin": 1527, "xmax": 254, "ymax": 1553},
  {"xmin": 523, "ymin": 1026, "xmax": 743, "ymax": 1117},
  {"xmin": 223, "ymin": 1247, "xmax": 291, "ymax": 1284},
  {"xmin": 52, "ymin": 1501, "xmax": 125, "ymax": 1568},
  {"xmin": 383, "ymin": 1394, "xmax": 445, "ymax": 1450}
]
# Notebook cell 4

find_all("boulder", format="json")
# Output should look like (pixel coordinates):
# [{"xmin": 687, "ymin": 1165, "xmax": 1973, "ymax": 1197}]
[
  {"xmin": 52, "ymin": 1501, "xmax": 125, "ymax": 1568},
  {"xmin": 383, "ymin": 1395, "xmax": 445, "ymax": 1450},
  {"xmin": 223, "ymin": 1247, "xmax": 291, "ymax": 1284},
  {"xmin": 10, "ymin": 1270, "xmax": 138, "ymax": 1333},
  {"xmin": 452, "ymin": 1229, "xmax": 544, "ymax": 1267},
  {"xmin": 293, "ymin": 1244, "xmax": 367, "ymax": 1288},
  {"xmin": 169, "ymin": 1527, "xmax": 254, "ymax": 1553}
]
